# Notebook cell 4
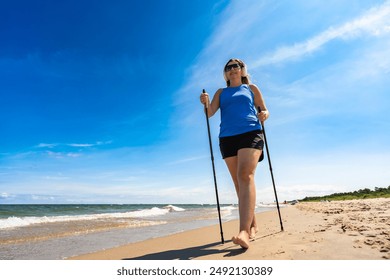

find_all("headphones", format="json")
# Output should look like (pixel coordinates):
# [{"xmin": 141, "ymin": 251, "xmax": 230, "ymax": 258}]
[{"xmin": 223, "ymin": 59, "xmax": 248, "ymax": 81}]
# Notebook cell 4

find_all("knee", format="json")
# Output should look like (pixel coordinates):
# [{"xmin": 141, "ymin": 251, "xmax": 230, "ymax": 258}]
[{"xmin": 237, "ymin": 169, "xmax": 255, "ymax": 185}]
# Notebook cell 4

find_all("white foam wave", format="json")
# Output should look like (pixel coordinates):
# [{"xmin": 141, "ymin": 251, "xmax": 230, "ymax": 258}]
[
  {"xmin": 221, "ymin": 205, "xmax": 237, "ymax": 211},
  {"xmin": 163, "ymin": 205, "xmax": 185, "ymax": 212},
  {"xmin": 220, "ymin": 205, "xmax": 238, "ymax": 218},
  {"xmin": 125, "ymin": 207, "xmax": 170, "ymax": 218},
  {"xmin": 257, "ymin": 203, "xmax": 287, "ymax": 208},
  {"xmin": 0, "ymin": 206, "xmax": 173, "ymax": 230}
]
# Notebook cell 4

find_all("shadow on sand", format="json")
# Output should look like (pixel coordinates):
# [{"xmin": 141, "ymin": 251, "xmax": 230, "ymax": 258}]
[
  {"xmin": 122, "ymin": 232, "xmax": 283, "ymax": 260},
  {"xmin": 122, "ymin": 240, "xmax": 246, "ymax": 260}
]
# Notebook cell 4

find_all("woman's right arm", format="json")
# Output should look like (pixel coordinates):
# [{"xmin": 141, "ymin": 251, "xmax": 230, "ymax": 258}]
[{"xmin": 200, "ymin": 88, "xmax": 222, "ymax": 117}]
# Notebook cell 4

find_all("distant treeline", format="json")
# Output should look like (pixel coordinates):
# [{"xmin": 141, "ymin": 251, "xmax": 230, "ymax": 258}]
[{"xmin": 301, "ymin": 186, "xmax": 390, "ymax": 202}]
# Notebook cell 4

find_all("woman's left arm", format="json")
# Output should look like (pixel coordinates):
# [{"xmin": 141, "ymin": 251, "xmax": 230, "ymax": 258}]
[{"xmin": 250, "ymin": 84, "xmax": 269, "ymax": 122}]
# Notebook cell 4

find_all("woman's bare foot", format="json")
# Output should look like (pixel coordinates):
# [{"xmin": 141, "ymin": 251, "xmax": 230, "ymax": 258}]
[
  {"xmin": 250, "ymin": 226, "xmax": 258, "ymax": 239},
  {"xmin": 232, "ymin": 230, "xmax": 250, "ymax": 249}
]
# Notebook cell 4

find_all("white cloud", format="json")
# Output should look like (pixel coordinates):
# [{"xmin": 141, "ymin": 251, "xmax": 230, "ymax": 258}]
[
  {"xmin": 31, "ymin": 194, "xmax": 55, "ymax": 201},
  {"xmin": 204, "ymin": 0, "xmax": 269, "ymax": 54},
  {"xmin": 36, "ymin": 143, "xmax": 58, "ymax": 148},
  {"xmin": 36, "ymin": 141, "xmax": 110, "ymax": 149},
  {"xmin": 42, "ymin": 175, "xmax": 70, "ymax": 181},
  {"xmin": 256, "ymin": 184, "xmax": 345, "ymax": 202},
  {"xmin": 1, "ymin": 192, "xmax": 11, "ymax": 198},
  {"xmin": 253, "ymin": 1, "xmax": 390, "ymax": 67},
  {"xmin": 46, "ymin": 151, "xmax": 82, "ymax": 159},
  {"xmin": 67, "ymin": 143, "xmax": 95, "ymax": 148},
  {"xmin": 167, "ymin": 155, "xmax": 209, "ymax": 165}
]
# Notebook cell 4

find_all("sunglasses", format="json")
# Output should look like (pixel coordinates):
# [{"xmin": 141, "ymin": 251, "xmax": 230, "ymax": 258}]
[{"xmin": 224, "ymin": 63, "xmax": 241, "ymax": 72}]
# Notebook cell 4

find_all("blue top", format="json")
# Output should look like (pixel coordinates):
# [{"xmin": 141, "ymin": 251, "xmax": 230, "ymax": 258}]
[{"xmin": 219, "ymin": 84, "xmax": 261, "ymax": 137}]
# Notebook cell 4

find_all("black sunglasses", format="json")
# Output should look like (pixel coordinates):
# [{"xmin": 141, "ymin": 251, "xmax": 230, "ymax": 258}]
[{"xmin": 224, "ymin": 63, "xmax": 241, "ymax": 72}]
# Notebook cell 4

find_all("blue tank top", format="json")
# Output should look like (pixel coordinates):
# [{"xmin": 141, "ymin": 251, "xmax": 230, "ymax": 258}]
[{"xmin": 219, "ymin": 84, "xmax": 261, "ymax": 137}]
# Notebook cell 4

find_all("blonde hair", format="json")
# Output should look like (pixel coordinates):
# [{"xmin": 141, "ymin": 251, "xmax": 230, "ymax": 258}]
[{"xmin": 223, "ymin": 58, "xmax": 251, "ymax": 86}]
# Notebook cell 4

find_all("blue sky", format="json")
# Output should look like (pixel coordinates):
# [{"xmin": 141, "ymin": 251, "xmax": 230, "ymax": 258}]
[{"xmin": 1, "ymin": 0, "xmax": 389, "ymax": 204}]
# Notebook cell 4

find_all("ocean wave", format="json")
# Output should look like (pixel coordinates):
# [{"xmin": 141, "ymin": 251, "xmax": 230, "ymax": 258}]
[
  {"xmin": 256, "ymin": 203, "xmax": 287, "ymax": 208},
  {"xmin": 0, "ymin": 206, "xmax": 178, "ymax": 230},
  {"xmin": 163, "ymin": 205, "xmax": 186, "ymax": 212},
  {"xmin": 220, "ymin": 205, "xmax": 238, "ymax": 217},
  {"xmin": 221, "ymin": 205, "xmax": 237, "ymax": 211},
  {"xmin": 125, "ymin": 207, "xmax": 170, "ymax": 218}
]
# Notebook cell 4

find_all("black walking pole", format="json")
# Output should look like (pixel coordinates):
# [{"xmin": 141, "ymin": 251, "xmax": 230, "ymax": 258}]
[
  {"xmin": 203, "ymin": 89, "xmax": 224, "ymax": 244},
  {"xmin": 258, "ymin": 107, "xmax": 284, "ymax": 231}
]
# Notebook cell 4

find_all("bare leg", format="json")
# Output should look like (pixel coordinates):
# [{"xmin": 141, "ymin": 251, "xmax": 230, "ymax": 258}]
[
  {"xmin": 225, "ymin": 148, "xmax": 260, "ymax": 248},
  {"xmin": 225, "ymin": 156, "xmax": 256, "ymax": 235},
  {"xmin": 250, "ymin": 216, "xmax": 258, "ymax": 239}
]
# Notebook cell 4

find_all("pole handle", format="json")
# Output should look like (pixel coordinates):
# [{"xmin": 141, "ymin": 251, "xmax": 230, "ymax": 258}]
[
  {"xmin": 202, "ymin": 89, "xmax": 209, "ymax": 109},
  {"xmin": 258, "ymin": 106, "xmax": 264, "ymax": 125}
]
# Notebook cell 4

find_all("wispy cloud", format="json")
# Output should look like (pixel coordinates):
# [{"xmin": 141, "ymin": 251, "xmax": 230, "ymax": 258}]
[
  {"xmin": 1, "ymin": 192, "xmax": 12, "ymax": 199},
  {"xmin": 167, "ymin": 155, "xmax": 209, "ymax": 165},
  {"xmin": 36, "ymin": 143, "xmax": 58, "ymax": 148},
  {"xmin": 253, "ymin": 1, "xmax": 390, "ymax": 67},
  {"xmin": 5, "ymin": 142, "xmax": 113, "ymax": 161},
  {"xmin": 46, "ymin": 151, "xmax": 82, "ymax": 159},
  {"xmin": 36, "ymin": 142, "xmax": 110, "ymax": 149},
  {"xmin": 67, "ymin": 143, "xmax": 95, "ymax": 148}
]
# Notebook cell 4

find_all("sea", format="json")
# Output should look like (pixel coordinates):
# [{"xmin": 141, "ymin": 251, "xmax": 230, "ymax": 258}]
[{"xmin": 0, "ymin": 203, "xmax": 277, "ymax": 260}]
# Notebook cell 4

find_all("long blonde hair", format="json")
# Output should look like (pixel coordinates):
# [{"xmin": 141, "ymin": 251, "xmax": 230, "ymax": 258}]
[{"xmin": 223, "ymin": 58, "xmax": 251, "ymax": 86}]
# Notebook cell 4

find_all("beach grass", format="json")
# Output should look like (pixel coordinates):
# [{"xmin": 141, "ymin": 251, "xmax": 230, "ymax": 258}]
[{"xmin": 300, "ymin": 186, "xmax": 390, "ymax": 202}]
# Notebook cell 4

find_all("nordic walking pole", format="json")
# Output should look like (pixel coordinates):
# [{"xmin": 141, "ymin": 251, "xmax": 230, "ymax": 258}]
[
  {"xmin": 203, "ymin": 89, "xmax": 224, "ymax": 244},
  {"xmin": 258, "ymin": 107, "xmax": 284, "ymax": 231}
]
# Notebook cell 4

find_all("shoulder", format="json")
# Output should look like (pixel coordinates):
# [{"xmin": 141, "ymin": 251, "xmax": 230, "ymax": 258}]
[
  {"xmin": 215, "ymin": 88, "xmax": 224, "ymax": 96},
  {"xmin": 211, "ymin": 88, "xmax": 224, "ymax": 103},
  {"xmin": 249, "ymin": 84, "xmax": 263, "ymax": 95},
  {"xmin": 249, "ymin": 84, "xmax": 260, "ymax": 92}
]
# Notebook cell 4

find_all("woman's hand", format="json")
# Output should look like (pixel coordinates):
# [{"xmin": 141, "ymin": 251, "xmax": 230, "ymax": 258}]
[
  {"xmin": 200, "ymin": 92, "xmax": 210, "ymax": 107},
  {"xmin": 257, "ymin": 110, "xmax": 269, "ymax": 122}
]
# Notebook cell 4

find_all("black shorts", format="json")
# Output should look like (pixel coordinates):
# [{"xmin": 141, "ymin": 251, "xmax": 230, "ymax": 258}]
[{"xmin": 219, "ymin": 130, "xmax": 264, "ymax": 161}]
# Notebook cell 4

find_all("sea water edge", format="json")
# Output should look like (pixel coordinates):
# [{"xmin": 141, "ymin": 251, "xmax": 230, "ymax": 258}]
[{"xmin": 0, "ymin": 203, "xmax": 277, "ymax": 260}]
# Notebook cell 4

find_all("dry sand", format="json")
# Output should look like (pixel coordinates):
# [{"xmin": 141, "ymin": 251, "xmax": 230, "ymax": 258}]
[{"xmin": 69, "ymin": 198, "xmax": 390, "ymax": 260}]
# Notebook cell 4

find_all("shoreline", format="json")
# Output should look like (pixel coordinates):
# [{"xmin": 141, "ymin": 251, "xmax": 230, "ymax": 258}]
[
  {"xmin": 2, "ymin": 204, "xmax": 281, "ymax": 260},
  {"xmin": 68, "ymin": 197, "xmax": 389, "ymax": 260}
]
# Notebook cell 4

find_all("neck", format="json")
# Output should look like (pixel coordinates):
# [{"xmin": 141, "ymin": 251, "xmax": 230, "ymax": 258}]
[{"xmin": 229, "ymin": 79, "xmax": 242, "ymax": 87}]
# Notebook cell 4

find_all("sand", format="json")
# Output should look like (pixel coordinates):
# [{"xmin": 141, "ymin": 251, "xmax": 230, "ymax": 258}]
[{"xmin": 68, "ymin": 198, "xmax": 390, "ymax": 260}]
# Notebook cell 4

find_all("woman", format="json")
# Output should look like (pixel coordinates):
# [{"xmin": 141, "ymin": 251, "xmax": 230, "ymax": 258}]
[{"xmin": 200, "ymin": 58, "xmax": 269, "ymax": 249}]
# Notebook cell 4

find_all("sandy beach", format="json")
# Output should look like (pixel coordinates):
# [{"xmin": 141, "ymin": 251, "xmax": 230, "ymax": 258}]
[{"xmin": 69, "ymin": 197, "xmax": 390, "ymax": 260}]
